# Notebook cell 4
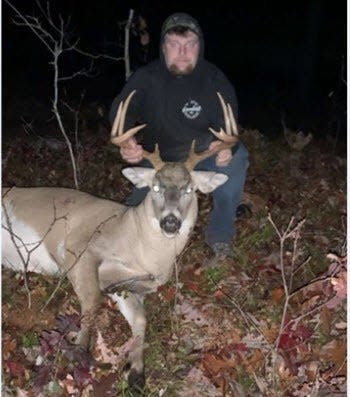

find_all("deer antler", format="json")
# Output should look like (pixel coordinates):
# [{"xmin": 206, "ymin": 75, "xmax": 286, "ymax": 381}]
[
  {"xmin": 185, "ymin": 92, "xmax": 239, "ymax": 170},
  {"xmin": 111, "ymin": 90, "xmax": 165, "ymax": 170}
]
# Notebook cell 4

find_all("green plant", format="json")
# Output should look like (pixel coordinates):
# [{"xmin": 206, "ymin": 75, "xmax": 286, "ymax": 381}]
[
  {"xmin": 237, "ymin": 221, "xmax": 274, "ymax": 250},
  {"xmin": 21, "ymin": 332, "xmax": 38, "ymax": 348},
  {"xmin": 204, "ymin": 265, "xmax": 228, "ymax": 292}
]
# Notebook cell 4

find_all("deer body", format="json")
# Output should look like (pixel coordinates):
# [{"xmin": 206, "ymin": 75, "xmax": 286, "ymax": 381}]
[
  {"xmin": 2, "ymin": 163, "xmax": 227, "ymax": 391},
  {"xmin": 3, "ymin": 186, "xmax": 194, "ymax": 281}
]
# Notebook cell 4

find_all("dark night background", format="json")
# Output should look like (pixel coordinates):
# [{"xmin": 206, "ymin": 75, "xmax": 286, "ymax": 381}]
[{"xmin": 3, "ymin": 0, "xmax": 347, "ymax": 149}]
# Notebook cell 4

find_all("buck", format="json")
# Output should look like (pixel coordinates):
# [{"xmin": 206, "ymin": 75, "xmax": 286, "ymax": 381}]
[{"xmin": 2, "ymin": 90, "xmax": 239, "ymax": 392}]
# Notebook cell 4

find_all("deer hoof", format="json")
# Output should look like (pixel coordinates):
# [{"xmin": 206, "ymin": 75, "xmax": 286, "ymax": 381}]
[
  {"xmin": 128, "ymin": 369, "xmax": 145, "ymax": 395},
  {"xmin": 74, "ymin": 329, "xmax": 91, "ymax": 350}
]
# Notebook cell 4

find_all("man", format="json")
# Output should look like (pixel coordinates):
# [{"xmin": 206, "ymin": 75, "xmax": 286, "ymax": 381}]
[{"xmin": 109, "ymin": 12, "xmax": 249, "ymax": 263}]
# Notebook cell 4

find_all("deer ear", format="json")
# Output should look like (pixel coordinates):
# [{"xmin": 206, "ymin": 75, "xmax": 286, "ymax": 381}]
[
  {"xmin": 191, "ymin": 171, "xmax": 228, "ymax": 193},
  {"xmin": 122, "ymin": 167, "xmax": 156, "ymax": 188}
]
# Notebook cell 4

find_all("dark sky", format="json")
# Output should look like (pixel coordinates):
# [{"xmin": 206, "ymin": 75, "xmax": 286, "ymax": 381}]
[{"xmin": 3, "ymin": 0, "xmax": 347, "ymax": 135}]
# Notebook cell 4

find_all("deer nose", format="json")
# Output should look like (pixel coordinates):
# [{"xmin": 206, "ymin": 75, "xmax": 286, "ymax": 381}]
[{"xmin": 160, "ymin": 214, "xmax": 181, "ymax": 234}]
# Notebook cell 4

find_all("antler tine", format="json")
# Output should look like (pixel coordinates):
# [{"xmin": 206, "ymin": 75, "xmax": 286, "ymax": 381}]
[
  {"xmin": 185, "ymin": 92, "xmax": 239, "ymax": 170},
  {"xmin": 110, "ymin": 90, "xmax": 165, "ymax": 170},
  {"xmin": 118, "ymin": 90, "xmax": 135, "ymax": 136},
  {"xmin": 184, "ymin": 140, "xmax": 213, "ymax": 170},
  {"xmin": 217, "ymin": 92, "xmax": 231, "ymax": 136},
  {"xmin": 111, "ymin": 90, "xmax": 146, "ymax": 145},
  {"xmin": 111, "ymin": 94, "xmax": 124, "ymax": 138},
  {"xmin": 142, "ymin": 144, "xmax": 165, "ymax": 170},
  {"xmin": 209, "ymin": 92, "xmax": 239, "ymax": 141},
  {"xmin": 227, "ymin": 102, "xmax": 238, "ymax": 136}
]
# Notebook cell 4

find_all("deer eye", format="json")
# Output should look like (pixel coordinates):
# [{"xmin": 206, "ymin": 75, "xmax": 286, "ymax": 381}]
[{"xmin": 153, "ymin": 185, "xmax": 160, "ymax": 192}]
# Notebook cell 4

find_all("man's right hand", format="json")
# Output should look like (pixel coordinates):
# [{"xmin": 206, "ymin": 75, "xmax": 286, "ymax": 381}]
[{"xmin": 120, "ymin": 137, "xmax": 143, "ymax": 164}]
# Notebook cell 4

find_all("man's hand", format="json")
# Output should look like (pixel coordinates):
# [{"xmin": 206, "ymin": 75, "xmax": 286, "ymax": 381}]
[
  {"xmin": 208, "ymin": 141, "xmax": 232, "ymax": 167},
  {"xmin": 120, "ymin": 137, "xmax": 143, "ymax": 164}
]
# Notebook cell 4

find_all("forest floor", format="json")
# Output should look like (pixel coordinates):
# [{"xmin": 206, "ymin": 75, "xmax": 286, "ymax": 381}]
[{"xmin": 2, "ymin": 107, "xmax": 347, "ymax": 396}]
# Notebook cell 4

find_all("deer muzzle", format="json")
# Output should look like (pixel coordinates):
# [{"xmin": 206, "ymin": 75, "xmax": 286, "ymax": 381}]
[{"xmin": 159, "ymin": 213, "xmax": 181, "ymax": 235}]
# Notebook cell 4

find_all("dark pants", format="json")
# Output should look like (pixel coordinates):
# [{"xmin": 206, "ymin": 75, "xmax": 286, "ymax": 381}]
[{"xmin": 126, "ymin": 142, "xmax": 249, "ymax": 247}]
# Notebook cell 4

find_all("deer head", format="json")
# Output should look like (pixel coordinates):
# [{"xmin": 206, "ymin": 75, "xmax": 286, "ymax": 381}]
[{"xmin": 111, "ymin": 90, "xmax": 239, "ymax": 237}]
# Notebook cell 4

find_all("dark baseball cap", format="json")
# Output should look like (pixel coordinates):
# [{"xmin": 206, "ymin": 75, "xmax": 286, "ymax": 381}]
[{"xmin": 161, "ymin": 13, "xmax": 202, "ymax": 39}]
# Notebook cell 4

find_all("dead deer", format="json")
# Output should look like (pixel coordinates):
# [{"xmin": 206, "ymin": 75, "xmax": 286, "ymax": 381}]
[{"xmin": 2, "ymin": 90, "xmax": 239, "ymax": 393}]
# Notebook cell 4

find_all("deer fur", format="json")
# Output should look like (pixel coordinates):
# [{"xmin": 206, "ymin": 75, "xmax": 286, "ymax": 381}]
[{"xmin": 2, "ymin": 163, "xmax": 228, "ymax": 391}]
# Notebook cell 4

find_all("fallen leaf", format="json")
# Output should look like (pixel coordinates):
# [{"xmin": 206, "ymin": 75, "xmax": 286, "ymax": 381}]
[
  {"xmin": 335, "ymin": 321, "xmax": 347, "ymax": 330},
  {"xmin": 320, "ymin": 338, "xmax": 346, "ymax": 376},
  {"xmin": 301, "ymin": 294, "xmax": 321, "ymax": 312},
  {"xmin": 270, "ymin": 287, "xmax": 284, "ymax": 303},
  {"xmin": 202, "ymin": 353, "xmax": 236, "ymax": 377},
  {"xmin": 320, "ymin": 306, "xmax": 331, "ymax": 335},
  {"xmin": 261, "ymin": 324, "xmax": 279, "ymax": 344},
  {"xmin": 159, "ymin": 286, "xmax": 176, "ymax": 302},
  {"xmin": 2, "ymin": 337, "xmax": 17, "ymax": 360},
  {"xmin": 175, "ymin": 298, "xmax": 210, "ymax": 326},
  {"xmin": 275, "ymin": 354, "xmax": 295, "ymax": 381},
  {"xmin": 93, "ymin": 331, "xmax": 134, "ymax": 370},
  {"xmin": 305, "ymin": 360, "xmax": 319, "ymax": 381},
  {"xmin": 4, "ymin": 360, "xmax": 25, "ymax": 378},
  {"xmin": 243, "ymin": 350, "xmax": 264, "ymax": 373},
  {"xmin": 180, "ymin": 366, "xmax": 220, "ymax": 396}
]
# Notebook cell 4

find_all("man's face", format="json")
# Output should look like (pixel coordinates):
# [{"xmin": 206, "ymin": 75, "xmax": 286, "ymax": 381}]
[{"xmin": 162, "ymin": 31, "xmax": 200, "ymax": 75}]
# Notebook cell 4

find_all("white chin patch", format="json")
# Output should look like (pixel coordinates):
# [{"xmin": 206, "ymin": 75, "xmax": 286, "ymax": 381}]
[{"xmin": 162, "ymin": 230, "xmax": 177, "ymax": 239}]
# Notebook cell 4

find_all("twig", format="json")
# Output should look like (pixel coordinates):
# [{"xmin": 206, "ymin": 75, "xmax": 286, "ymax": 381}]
[
  {"xmin": 62, "ymin": 94, "xmax": 86, "ymax": 181},
  {"xmin": 124, "ymin": 9, "xmax": 134, "ymax": 81},
  {"xmin": 51, "ymin": 45, "xmax": 80, "ymax": 188},
  {"xmin": 2, "ymin": 199, "xmax": 66, "ymax": 308},
  {"xmin": 288, "ymin": 218, "xmax": 305, "ymax": 291},
  {"xmin": 207, "ymin": 273, "xmax": 270, "ymax": 348},
  {"xmin": 281, "ymin": 296, "xmax": 338, "ymax": 329},
  {"xmin": 5, "ymin": 0, "xmax": 126, "ymax": 188},
  {"xmin": 267, "ymin": 213, "xmax": 306, "ymax": 388},
  {"xmin": 2, "ymin": 203, "xmax": 32, "ymax": 307},
  {"xmin": 6, "ymin": 0, "xmax": 81, "ymax": 187},
  {"xmin": 291, "ymin": 255, "xmax": 311, "ymax": 277},
  {"xmin": 42, "ymin": 213, "xmax": 118, "ymax": 310}
]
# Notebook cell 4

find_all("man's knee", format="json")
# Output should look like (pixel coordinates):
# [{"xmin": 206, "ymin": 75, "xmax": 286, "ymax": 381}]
[
  {"xmin": 230, "ymin": 142, "xmax": 249, "ymax": 169},
  {"xmin": 218, "ymin": 143, "xmax": 249, "ymax": 184}
]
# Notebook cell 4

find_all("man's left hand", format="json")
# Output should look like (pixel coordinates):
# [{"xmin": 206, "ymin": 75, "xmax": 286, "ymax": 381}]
[{"xmin": 208, "ymin": 141, "xmax": 232, "ymax": 167}]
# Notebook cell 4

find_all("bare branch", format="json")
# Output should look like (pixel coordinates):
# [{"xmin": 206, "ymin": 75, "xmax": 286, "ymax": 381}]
[
  {"xmin": 58, "ymin": 59, "xmax": 97, "ymax": 82},
  {"xmin": 2, "ymin": 199, "xmax": 66, "ymax": 308},
  {"xmin": 5, "ymin": 0, "xmax": 129, "ymax": 188},
  {"xmin": 267, "ymin": 214, "xmax": 308, "ymax": 389},
  {"xmin": 10, "ymin": 12, "xmax": 55, "ymax": 54},
  {"xmin": 42, "ymin": 214, "xmax": 118, "ymax": 310},
  {"xmin": 72, "ymin": 47, "xmax": 124, "ymax": 63},
  {"xmin": 124, "ymin": 9, "xmax": 134, "ymax": 81},
  {"xmin": 62, "ymin": 93, "xmax": 85, "ymax": 175},
  {"xmin": 51, "ymin": 47, "xmax": 80, "ymax": 188},
  {"xmin": 2, "ymin": 203, "xmax": 32, "ymax": 307}
]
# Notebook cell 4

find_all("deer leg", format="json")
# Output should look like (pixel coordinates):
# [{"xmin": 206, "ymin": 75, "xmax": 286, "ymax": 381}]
[
  {"xmin": 66, "ymin": 252, "xmax": 102, "ymax": 350},
  {"xmin": 110, "ymin": 292, "xmax": 146, "ymax": 392}
]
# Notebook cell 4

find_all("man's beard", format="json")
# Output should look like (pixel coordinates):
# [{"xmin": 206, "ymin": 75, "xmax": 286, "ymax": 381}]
[{"xmin": 168, "ymin": 63, "xmax": 195, "ymax": 76}]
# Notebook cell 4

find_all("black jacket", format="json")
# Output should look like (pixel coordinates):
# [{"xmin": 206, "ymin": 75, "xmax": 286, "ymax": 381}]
[{"xmin": 109, "ymin": 16, "xmax": 238, "ymax": 162}]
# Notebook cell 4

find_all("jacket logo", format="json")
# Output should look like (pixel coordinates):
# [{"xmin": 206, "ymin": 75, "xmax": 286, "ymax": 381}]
[{"xmin": 182, "ymin": 100, "xmax": 202, "ymax": 119}]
